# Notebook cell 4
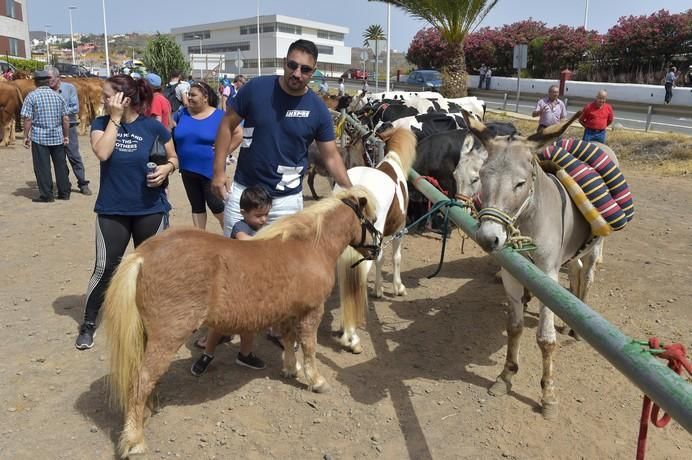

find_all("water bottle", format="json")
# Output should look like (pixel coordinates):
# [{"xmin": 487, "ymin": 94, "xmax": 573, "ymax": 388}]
[{"xmin": 146, "ymin": 162, "xmax": 157, "ymax": 187}]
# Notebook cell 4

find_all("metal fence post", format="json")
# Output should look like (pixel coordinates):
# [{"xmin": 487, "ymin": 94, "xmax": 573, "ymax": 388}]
[{"xmin": 645, "ymin": 105, "xmax": 653, "ymax": 132}]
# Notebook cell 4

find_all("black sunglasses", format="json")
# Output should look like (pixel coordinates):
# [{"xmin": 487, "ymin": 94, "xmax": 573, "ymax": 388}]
[
  {"xmin": 190, "ymin": 81, "xmax": 209, "ymax": 94},
  {"xmin": 286, "ymin": 60, "xmax": 315, "ymax": 74}
]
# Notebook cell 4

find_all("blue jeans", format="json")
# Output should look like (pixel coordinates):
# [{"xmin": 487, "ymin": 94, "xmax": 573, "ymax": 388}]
[
  {"xmin": 582, "ymin": 128, "xmax": 606, "ymax": 144},
  {"xmin": 664, "ymin": 83, "xmax": 673, "ymax": 104},
  {"xmin": 65, "ymin": 125, "xmax": 89, "ymax": 187}
]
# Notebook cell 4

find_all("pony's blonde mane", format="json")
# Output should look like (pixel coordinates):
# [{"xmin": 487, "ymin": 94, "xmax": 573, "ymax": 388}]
[
  {"xmin": 383, "ymin": 128, "xmax": 417, "ymax": 172},
  {"xmin": 254, "ymin": 186, "xmax": 377, "ymax": 244}
]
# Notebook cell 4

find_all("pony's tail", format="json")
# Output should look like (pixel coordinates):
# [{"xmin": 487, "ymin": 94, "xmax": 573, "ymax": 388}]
[
  {"xmin": 103, "ymin": 253, "xmax": 145, "ymax": 413},
  {"xmin": 338, "ymin": 246, "xmax": 369, "ymax": 331}
]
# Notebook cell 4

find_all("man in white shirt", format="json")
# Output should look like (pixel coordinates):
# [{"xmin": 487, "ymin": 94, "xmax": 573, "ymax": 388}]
[{"xmin": 532, "ymin": 85, "xmax": 567, "ymax": 132}]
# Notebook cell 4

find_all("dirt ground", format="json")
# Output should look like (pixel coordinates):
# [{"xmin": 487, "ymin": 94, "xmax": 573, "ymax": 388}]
[{"xmin": 0, "ymin": 134, "xmax": 690, "ymax": 460}]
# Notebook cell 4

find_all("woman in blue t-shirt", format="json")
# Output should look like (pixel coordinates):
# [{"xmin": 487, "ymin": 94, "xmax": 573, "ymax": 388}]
[
  {"xmin": 172, "ymin": 81, "xmax": 226, "ymax": 229},
  {"xmin": 76, "ymin": 75, "xmax": 179, "ymax": 350}
]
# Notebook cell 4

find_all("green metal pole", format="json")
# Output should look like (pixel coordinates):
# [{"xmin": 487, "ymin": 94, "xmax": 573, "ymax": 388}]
[{"xmin": 409, "ymin": 170, "xmax": 692, "ymax": 433}]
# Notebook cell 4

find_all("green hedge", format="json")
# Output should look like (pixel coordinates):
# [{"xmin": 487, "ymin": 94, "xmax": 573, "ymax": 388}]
[{"xmin": 6, "ymin": 57, "xmax": 45, "ymax": 72}]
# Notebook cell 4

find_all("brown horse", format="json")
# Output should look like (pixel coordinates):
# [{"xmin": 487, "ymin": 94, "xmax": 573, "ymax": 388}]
[{"xmin": 103, "ymin": 187, "xmax": 381, "ymax": 458}]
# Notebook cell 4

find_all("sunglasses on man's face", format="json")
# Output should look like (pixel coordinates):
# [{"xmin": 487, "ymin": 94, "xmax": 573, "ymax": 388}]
[{"xmin": 286, "ymin": 60, "xmax": 314, "ymax": 74}]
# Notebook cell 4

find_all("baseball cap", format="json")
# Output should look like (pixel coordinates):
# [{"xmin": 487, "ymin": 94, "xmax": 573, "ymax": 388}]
[
  {"xmin": 33, "ymin": 70, "xmax": 50, "ymax": 79},
  {"xmin": 145, "ymin": 73, "xmax": 162, "ymax": 89}
]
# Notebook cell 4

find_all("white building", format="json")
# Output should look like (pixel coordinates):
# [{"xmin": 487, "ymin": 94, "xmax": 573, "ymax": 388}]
[
  {"xmin": 1, "ymin": 0, "xmax": 30, "ymax": 58},
  {"xmin": 171, "ymin": 14, "xmax": 350, "ymax": 78}
]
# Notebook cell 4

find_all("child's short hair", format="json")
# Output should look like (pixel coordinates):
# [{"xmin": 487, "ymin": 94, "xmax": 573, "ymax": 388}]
[{"xmin": 240, "ymin": 185, "xmax": 272, "ymax": 211}]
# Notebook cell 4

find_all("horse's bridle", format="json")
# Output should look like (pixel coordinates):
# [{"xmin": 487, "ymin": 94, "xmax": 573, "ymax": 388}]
[
  {"xmin": 476, "ymin": 159, "xmax": 537, "ymax": 249},
  {"xmin": 340, "ymin": 198, "xmax": 382, "ymax": 265}
]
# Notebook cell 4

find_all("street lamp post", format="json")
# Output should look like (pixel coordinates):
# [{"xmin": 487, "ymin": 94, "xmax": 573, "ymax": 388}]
[
  {"xmin": 256, "ymin": 0, "xmax": 261, "ymax": 76},
  {"xmin": 44, "ymin": 25, "xmax": 51, "ymax": 64},
  {"xmin": 194, "ymin": 35, "xmax": 204, "ymax": 79},
  {"xmin": 101, "ymin": 0, "xmax": 111, "ymax": 77},
  {"xmin": 68, "ymin": 6, "xmax": 77, "ymax": 65},
  {"xmin": 385, "ymin": 4, "xmax": 391, "ymax": 92}
]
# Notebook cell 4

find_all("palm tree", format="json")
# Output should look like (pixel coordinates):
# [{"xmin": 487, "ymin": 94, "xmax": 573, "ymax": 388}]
[
  {"xmin": 372, "ymin": 0, "xmax": 498, "ymax": 97},
  {"xmin": 362, "ymin": 24, "xmax": 386, "ymax": 81},
  {"xmin": 362, "ymin": 24, "xmax": 386, "ymax": 48}
]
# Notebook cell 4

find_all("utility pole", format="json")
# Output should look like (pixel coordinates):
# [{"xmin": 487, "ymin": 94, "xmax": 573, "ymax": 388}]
[
  {"xmin": 101, "ymin": 0, "xmax": 110, "ymax": 77},
  {"xmin": 256, "ymin": 0, "xmax": 261, "ymax": 76},
  {"xmin": 385, "ymin": 4, "xmax": 391, "ymax": 92},
  {"xmin": 194, "ymin": 35, "xmax": 204, "ymax": 79},
  {"xmin": 44, "ymin": 25, "xmax": 51, "ymax": 64},
  {"xmin": 68, "ymin": 6, "xmax": 77, "ymax": 64}
]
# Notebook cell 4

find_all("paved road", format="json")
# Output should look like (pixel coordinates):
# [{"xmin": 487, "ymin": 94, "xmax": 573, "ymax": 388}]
[
  {"xmin": 341, "ymin": 81, "xmax": 692, "ymax": 135},
  {"xmin": 479, "ymin": 93, "xmax": 692, "ymax": 135}
]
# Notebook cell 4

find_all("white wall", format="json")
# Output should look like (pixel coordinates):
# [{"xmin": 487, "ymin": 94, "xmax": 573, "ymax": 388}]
[
  {"xmin": 0, "ymin": 2, "xmax": 31, "ymax": 58},
  {"xmin": 468, "ymin": 75, "xmax": 692, "ymax": 107}
]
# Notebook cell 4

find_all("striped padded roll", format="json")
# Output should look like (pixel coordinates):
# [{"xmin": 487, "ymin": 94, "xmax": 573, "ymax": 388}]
[{"xmin": 538, "ymin": 139, "xmax": 634, "ymax": 233}]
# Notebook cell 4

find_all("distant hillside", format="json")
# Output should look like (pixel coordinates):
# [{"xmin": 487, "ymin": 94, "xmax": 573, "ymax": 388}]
[{"xmin": 350, "ymin": 46, "xmax": 411, "ymax": 76}]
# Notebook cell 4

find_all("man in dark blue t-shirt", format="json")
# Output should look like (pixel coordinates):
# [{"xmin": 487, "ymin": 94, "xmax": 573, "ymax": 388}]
[{"xmin": 212, "ymin": 39, "xmax": 352, "ymax": 236}]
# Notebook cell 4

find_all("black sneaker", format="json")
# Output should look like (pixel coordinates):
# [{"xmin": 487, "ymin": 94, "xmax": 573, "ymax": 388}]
[
  {"xmin": 190, "ymin": 353, "xmax": 214, "ymax": 376},
  {"xmin": 75, "ymin": 322, "xmax": 96, "ymax": 350},
  {"xmin": 236, "ymin": 352, "xmax": 266, "ymax": 370}
]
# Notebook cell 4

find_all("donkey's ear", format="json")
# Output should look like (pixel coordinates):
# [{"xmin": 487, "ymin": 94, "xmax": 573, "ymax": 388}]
[
  {"xmin": 526, "ymin": 110, "xmax": 583, "ymax": 149},
  {"xmin": 462, "ymin": 109, "xmax": 494, "ymax": 148}
]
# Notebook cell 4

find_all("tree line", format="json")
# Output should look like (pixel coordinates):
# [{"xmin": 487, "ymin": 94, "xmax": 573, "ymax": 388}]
[{"xmin": 406, "ymin": 9, "xmax": 692, "ymax": 84}]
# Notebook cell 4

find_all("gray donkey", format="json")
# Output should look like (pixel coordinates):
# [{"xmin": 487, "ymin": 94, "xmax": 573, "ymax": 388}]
[{"xmin": 464, "ymin": 111, "xmax": 606, "ymax": 420}]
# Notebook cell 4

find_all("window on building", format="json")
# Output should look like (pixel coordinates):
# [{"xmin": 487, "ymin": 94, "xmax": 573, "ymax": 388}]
[
  {"xmin": 317, "ymin": 30, "xmax": 344, "ymax": 41},
  {"xmin": 316, "ymin": 45, "xmax": 334, "ymax": 55},
  {"xmin": 183, "ymin": 30, "xmax": 211, "ymax": 41},
  {"xmin": 277, "ymin": 23, "xmax": 302, "ymax": 35},
  {"xmin": 4, "ymin": 0, "xmax": 15, "ymax": 18},
  {"xmin": 8, "ymin": 38, "xmax": 18, "ymax": 55},
  {"xmin": 189, "ymin": 42, "xmax": 251, "ymax": 54}
]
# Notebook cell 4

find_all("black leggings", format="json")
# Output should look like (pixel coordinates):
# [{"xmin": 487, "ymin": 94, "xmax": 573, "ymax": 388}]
[
  {"xmin": 181, "ymin": 171, "xmax": 225, "ymax": 214},
  {"xmin": 82, "ymin": 213, "xmax": 168, "ymax": 325}
]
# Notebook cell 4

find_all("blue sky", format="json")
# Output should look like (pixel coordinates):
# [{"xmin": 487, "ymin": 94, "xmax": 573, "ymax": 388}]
[{"xmin": 27, "ymin": 0, "xmax": 691, "ymax": 52}]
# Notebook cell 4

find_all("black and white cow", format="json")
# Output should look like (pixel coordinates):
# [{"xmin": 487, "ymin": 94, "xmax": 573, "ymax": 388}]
[
  {"xmin": 378, "ymin": 112, "xmax": 468, "ymax": 141},
  {"xmin": 356, "ymin": 96, "xmax": 485, "ymax": 133}
]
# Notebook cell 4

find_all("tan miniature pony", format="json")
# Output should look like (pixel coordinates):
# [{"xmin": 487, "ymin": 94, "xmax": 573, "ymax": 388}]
[{"xmin": 103, "ymin": 187, "xmax": 381, "ymax": 459}]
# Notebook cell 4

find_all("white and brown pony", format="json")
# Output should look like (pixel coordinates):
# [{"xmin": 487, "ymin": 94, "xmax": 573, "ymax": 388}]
[
  {"xmin": 103, "ymin": 187, "xmax": 381, "ymax": 458},
  {"xmin": 464, "ymin": 112, "xmax": 607, "ymax": 420},
  {"xmin": 335, "ymin": 128, "xmax": 417, "ymax": 353}
]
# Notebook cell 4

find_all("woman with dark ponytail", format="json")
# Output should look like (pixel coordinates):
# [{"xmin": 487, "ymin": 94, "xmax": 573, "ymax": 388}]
[{"xmin": 75, "ymin": 75, "xmax": 179, "ymax": 350}]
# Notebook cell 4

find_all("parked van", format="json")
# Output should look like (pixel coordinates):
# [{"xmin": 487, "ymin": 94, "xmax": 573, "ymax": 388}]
[{"xmin": 53, "ymin": 62, "xmax": 94, "ymax": 77}]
